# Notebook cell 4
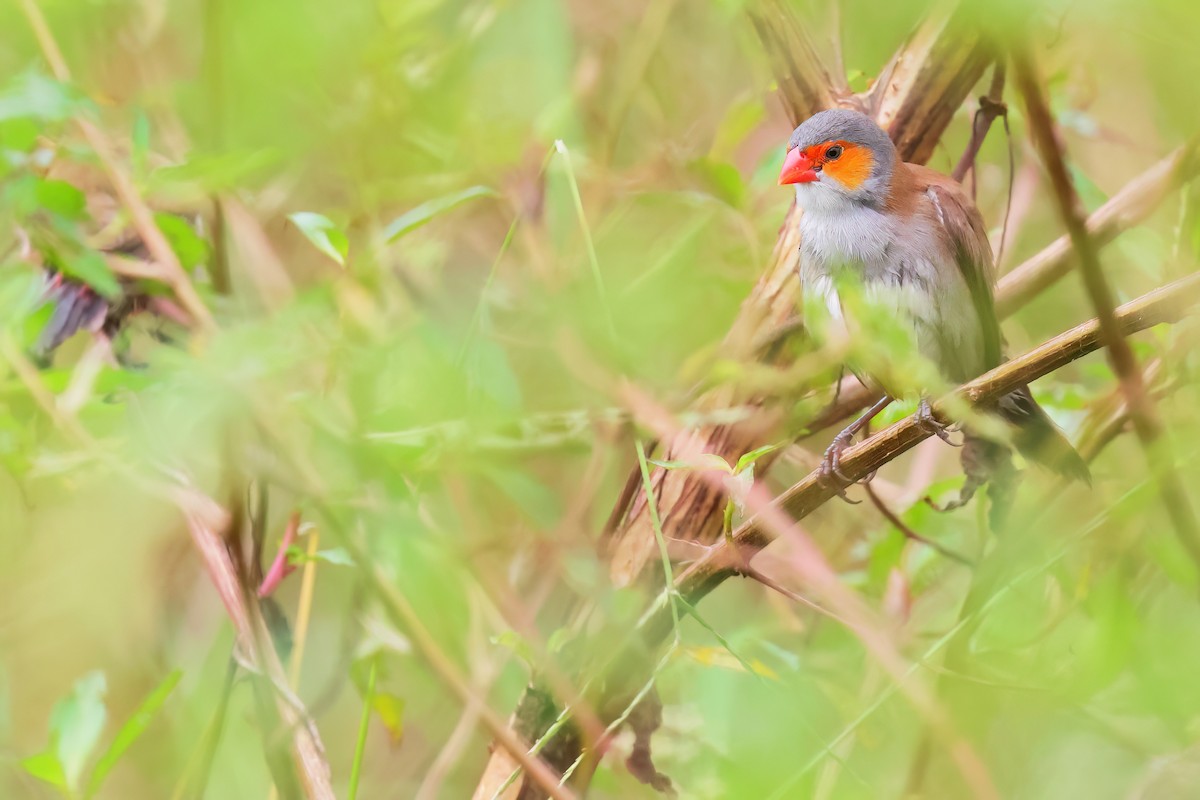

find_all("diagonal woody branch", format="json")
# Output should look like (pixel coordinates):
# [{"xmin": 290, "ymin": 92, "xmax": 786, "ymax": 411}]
[{"xmin": 659, "ymin": 271, "xmax": 1200, "ymax": 622}]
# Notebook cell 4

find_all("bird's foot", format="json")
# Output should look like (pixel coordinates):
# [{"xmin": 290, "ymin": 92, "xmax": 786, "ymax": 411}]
[
  {"xmin": 915, "ymin": 397, "xmax": 962, "ymax": 446},
  {"xmin": 820, "ymin": 429, "xmax": 869, "ymax": 503}
]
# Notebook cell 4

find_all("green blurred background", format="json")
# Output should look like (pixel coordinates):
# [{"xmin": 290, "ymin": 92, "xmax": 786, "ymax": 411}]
[{"xmin": 2, "ymin": 0, "xmax": 1200, "ymax": 797}]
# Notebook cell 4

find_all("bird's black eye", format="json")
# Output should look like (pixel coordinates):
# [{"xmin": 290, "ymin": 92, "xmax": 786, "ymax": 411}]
[{"xmin": 825, "ymin": 145, "xmax": 844, "ymax": 161}]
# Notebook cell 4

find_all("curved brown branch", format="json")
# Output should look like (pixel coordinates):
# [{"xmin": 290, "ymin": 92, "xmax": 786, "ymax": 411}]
[{"xmin": 666, "ymin": 271, "xmax": 1200, "ymax": 618}]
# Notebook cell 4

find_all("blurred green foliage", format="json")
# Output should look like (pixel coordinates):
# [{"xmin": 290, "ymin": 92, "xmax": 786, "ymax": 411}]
[{"xmin": 1, "ymin": 0, "xmax": 1200, "ymax": 798}]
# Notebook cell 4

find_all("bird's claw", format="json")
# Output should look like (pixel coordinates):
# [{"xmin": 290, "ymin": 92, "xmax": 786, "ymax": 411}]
[
  {"xmin": 820, "ymin": 431, "xmax": 869, "ymax": 503},
  {"xmin": 915, "ymin": 398, "xmax": 963, "ymax": 447}
]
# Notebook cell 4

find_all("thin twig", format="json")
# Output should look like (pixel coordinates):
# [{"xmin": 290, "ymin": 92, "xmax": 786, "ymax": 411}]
[
  {"xmin": 1013, "ymin": 47, "xmax": 1200, "ymax": 575},
  {"xmin": 863, "ymin": 484, "xmax": 975, "ymax": 567},
  {"xmin": 952, "ymin": 61, "xmax": 1007, "ymax": 184}
]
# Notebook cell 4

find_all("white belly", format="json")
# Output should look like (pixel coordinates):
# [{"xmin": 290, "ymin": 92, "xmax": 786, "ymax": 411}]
[{"xmin": 799, "ymin": 211, "xmax": 984, "ymax": 392}]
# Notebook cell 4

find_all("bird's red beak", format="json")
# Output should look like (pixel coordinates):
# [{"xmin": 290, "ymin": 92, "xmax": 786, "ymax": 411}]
[{"xmin": 779, "ymin": 147, "xmax": 818, "ymax": 185}]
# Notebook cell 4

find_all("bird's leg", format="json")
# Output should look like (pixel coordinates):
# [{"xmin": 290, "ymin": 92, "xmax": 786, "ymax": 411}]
[
  {"xmin": 914, "ymin": 396, "xmax": 963, "ymax": 446},
  {"xmin": 821, "ymin": 395, "xmax": 892, "ymax": 489}
]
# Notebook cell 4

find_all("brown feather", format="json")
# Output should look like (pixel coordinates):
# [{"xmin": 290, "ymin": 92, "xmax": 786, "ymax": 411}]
[{"xmin": 897, "ymin": 166, "xmax": 1089, "ymax": 481}]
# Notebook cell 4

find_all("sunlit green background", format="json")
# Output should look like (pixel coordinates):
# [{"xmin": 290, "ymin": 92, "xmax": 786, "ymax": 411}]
[{"xmin": 3, "ymin": 0, "xmax": 1200, "ymax": 797}]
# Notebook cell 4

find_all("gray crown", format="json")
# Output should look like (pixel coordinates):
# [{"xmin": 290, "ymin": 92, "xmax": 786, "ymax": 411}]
[{"xmin": 787, "ymin": 108, "xmax": 897, "ymax": 206}]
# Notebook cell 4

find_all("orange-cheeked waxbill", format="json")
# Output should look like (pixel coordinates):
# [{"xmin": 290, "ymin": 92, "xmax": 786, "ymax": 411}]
[{"xmin": 779, "ymin": 108, "xmax": 1088, "ymax": 483}]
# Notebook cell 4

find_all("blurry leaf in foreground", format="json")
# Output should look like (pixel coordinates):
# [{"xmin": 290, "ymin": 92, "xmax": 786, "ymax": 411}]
[
  {"xmin": 491, "ymin": 629, "xmax": 536, "ymax": 669},
  {"xmin": 154, "ymin": 213, "xmax": 210, "ymax": 271},
  {"xmin": 681, "ymin": 646, "xmax": 778, "ymax": 680},
  {"xmin": 35, "ymin": 179, "xmax": 87, "ymax": 220},
  {"xmin": 285, "ymin": 543, "xmax": 355, "ymax": 569},
  {"xmin": 383, "ymin": 185, "xmax": 497, "ymax": 242},
  {"xmin": 20, "ymin": 751, "xmax": 67, "ymax": 794},
  {"xmin": 355, "ymin": 611, "xmax": 413, "ymax": 661},
  {"xmin": 148, "ymin": 148, "xmax": 283, "ymax": 192},
  {"xmin": 48, "ymin": 245, "xmax": 120, "ymax": 300},
  {"xmin": 22, "ymin": 671, "xmax": 108, "ymax": 794},
  {"xmin": 688, "ymin": 159, "xmax": 746, "ymax": 208},
  {"xmin": 0, "ymin": 71, "xmax": 87, "ymax": 123},
  {"xmin": 289, "ymin": 212, "xmax": 349, "ymax": 266},
  {"xmin": 650, "ymin": 453, "xmax": 734, "ymax": 473},
  {"xmin": 86, "ymin": 669, "xmax": 182, "ymax": 799},
  {"xmin": 482, "ymin": 467, "xmax": 562, "ymax": 528},
  {"xmin": 370, "ymin": 692, "xmax": 405, "ymax": 745}
]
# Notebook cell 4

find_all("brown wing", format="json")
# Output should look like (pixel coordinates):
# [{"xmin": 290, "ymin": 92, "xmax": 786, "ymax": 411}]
[
  {"xmin": 901, "ymin": 167, "xmax": 1088, "ymax": 482},
  {"xmin": 911, "ymin": 167, "xmax": 1003, "ymax": 370}
]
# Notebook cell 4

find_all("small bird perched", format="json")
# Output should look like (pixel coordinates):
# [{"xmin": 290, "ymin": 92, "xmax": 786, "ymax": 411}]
[{"xmin": 778, "ymin": 108, "xmax": 1088, "ymax": 488}]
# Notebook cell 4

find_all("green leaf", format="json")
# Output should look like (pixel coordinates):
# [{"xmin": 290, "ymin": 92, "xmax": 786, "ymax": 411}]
[
  {"xmin": 85, "ymin": 669, "xmax": 181, "ymax": 799},
  {"xmin": 149, "ymin": 148, "xmax": 282, "ymax": 192},
  {"xmin": 0, "ymin": 117, "xmax": 41, "ymax": 152},
  {"xmin": 21, "ymin": 750, "xmax": 68, "ymax": 793},
  {"xmin": 546, "ymin": 627, "xmax": 573, "ymax": 654},
  {"xmin": 688, "ymin": 159, "xmax": 746, "ymax": 208},
  {"xmin": 483, "ymin": 467, "xmax": 561, "ymax": 528},
  {"xmin": 370, "ymin": 692, "xmax": 405, "ymax": 744},
  {"xmin": 54, "ymin": 249, "xmax": 121, "ymax": 299},
  {"xmin": 491, "ymin": 630, "xmax": 536, "ymax": 668},
  {"xmin": 648, "ymin": 458, "xmax": 694, "ymax": 470},
  {"xmin": 734, "ymin": 443, "xmax": 781, "ymax": 474},
  {"xmin": 383, "ymin": 186, "xmax": 496, "ymax": 242},
  {"xmin": 465, "ymin": 336, "xmax": 522, "ymax": 409},
  {"xmin": 154, "ymin": 213, "xmax": 209, "ymax": 270},
  {"xmin": 286, "ymin": 546, "xmax": 354, "ymax": 567},
  {"xmin": 131, "ymin": 111, "xmax": 151, "ymax": 177},
  {"xmin": 51, "ymin": 671, "xmax": 108, "ymax": 793},
  {"xmin": 649, "ymin": 454, "xmax": 733, "ymax": 474},
  {"xmin": 289, "ymin": 212, "xmax": 349, "ymax": 266},
  {"xmin": 355, "ymin": 612, "xmax": 412, "ymax": 661},
  {"xmin": 36, "ymin": 179, "xmax": 87, "ymax": 220},
  {"xmin": 710, "ymin": 99, "xmax": 765, "ymax": 162},
  {"xmin": 0, "ymin": 72, "xmax": 86, "ymax": 123}
]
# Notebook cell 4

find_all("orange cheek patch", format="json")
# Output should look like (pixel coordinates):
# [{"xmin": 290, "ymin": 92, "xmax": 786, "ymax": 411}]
[{"xmin": 824, "ymin": 142, "xmax": 873, "ymax": 191}]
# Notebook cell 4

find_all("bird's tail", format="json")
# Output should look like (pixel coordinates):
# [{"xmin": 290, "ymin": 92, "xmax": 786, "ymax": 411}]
[{"xmin": 997, "ymin": 384, "xmax": 1091, "ymax": 483}]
